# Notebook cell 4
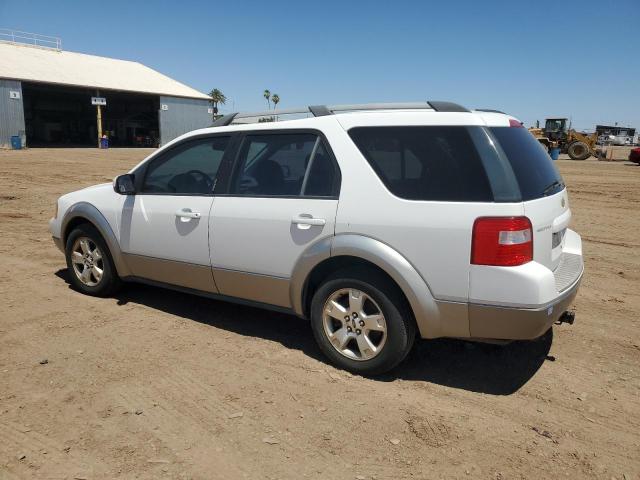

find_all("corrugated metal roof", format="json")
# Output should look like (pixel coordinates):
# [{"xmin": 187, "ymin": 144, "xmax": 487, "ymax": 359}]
[{"xmin": 0, "ymin": 42, "xmax": 210, "ymax": 100}]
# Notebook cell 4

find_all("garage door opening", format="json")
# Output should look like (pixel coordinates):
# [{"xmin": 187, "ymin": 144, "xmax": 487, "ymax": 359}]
[{"xmin": 22, "ymin": 83, "xmax": 159, "ymax": 147}]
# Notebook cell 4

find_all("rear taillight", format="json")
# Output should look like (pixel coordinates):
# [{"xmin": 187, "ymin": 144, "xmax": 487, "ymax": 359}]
[
  {"xmin": 471, "ymin": 217, "xmax": 533, "ymax": 266},
  {"xmin": 509, "ymin": 119, "xmax": 524, "ymax": 128}
]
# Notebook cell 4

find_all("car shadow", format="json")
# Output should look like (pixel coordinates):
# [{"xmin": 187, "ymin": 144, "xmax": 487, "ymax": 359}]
[
  {"xmin": 55, "ymin": 269, "xmax": 326, "ymax": 363},
  {"xmin": 387, "ymin": 331, "xmax": 553, "ymax": 395},
  {"xmin": 55, "ymin": 269, "xmax": 552, "ymax": 395}
]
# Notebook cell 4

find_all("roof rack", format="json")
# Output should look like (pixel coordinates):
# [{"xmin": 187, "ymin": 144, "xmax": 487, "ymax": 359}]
[
  {"xmin": 474, "ymin": 108, "xmax": 507, "ymax": 114},
  {"xmin": 212, "ymin": 100, "xmax": 470, "ymax": 127}
]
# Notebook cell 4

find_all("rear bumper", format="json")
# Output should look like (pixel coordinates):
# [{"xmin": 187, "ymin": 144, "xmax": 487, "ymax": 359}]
[{"xmin": 468, "ymin": 254, "xmax": 584, "ymax": 340}]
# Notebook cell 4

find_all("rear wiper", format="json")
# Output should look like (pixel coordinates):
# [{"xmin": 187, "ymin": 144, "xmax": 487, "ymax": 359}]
[{"xmin": 542, "ymin": 180, "xmax": 564, "ymax": 196}]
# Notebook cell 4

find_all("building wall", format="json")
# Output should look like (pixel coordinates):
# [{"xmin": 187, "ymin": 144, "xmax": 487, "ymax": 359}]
[
  {"xmin": 159, "ymin": 96, "xmax": 211, "ymax": 146},
  {"xmin": 0, "ymin": 79, "xmax": 26, "ymax": 149}
]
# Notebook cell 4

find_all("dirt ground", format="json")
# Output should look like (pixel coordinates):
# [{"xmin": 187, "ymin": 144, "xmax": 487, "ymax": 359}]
[
  {"xmin": 1, "ymin": 148, "xmax": 638, "ymax": 480},
  {"xmin": 559, "ymin": 145, "xmax": 635, "ymax": 161}
]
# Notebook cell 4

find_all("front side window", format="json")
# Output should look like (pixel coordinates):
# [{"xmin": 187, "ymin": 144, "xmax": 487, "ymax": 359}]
[
  {"xmin": 230, "ymin": 133, "xmax": 339, "ymax": 197},
  {"xmin": 142, "ymin": 136, "xmax": 230, "ymax": 194},
  {"xmin": 349, "ymin": 126, "xmax": 493, "ymax": 202}
]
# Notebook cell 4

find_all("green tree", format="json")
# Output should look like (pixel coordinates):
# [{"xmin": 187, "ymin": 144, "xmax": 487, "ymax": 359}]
[
  {"xmin": 209, "ymin": 88, "xmax": 227, "ymax": 120},
  {"xmin": 271, "ymin": 94, "xmax": 280, "ymax": 110},
  {"xmin": 263, "ymin": 89, "xmax": 271, "ymax": 110}
]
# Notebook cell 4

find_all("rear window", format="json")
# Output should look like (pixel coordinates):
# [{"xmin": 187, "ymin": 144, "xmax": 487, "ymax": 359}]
[
  {"xmin": 348, "ymin": 126, "xmax": 493, "ymax": 202},
  {"xmin": 489, "ymin": 127, "xmax": 564, "ymax": 200}
]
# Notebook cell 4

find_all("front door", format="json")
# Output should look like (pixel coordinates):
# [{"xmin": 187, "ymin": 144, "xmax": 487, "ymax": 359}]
[
  {"xmin": 210, "ymin": 131, "xmax": 341, "ymax": 307},
  {"xmin": 120, "ymin": 135, "xmax": 231, "ymax": 292}
]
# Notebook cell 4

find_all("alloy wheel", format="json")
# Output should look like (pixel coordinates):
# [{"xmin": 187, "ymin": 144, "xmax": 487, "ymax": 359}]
[
  {"xmin": 70, "ymin": 237, "xmax": 104, "ymax": 287},
  {"xmin": 322, "ymin": 288, "xmax": 387, "ymax": 361}
]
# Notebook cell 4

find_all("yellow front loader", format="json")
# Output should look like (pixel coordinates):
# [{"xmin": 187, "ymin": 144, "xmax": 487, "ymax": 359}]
[{"xmin": 529, "ymin": 118, "xmax": 597, "ymax": 160}]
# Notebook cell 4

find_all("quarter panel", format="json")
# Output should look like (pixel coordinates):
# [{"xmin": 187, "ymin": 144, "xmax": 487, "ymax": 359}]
[
  {"xmin": 330, "ymin": 234, "xmax": 465, "ymax": 338},
  {"xmin": 289, "ymin": 236, "xmax": 332, "ymax": 315},
  {"xmin": 326, "ymin": 124, "xmax": 525, "ymax": 302}
]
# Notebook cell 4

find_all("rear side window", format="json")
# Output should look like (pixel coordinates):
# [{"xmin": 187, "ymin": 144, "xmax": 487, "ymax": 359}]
[
  {"xmin": 230, "ymin": 133, "xmax": 339, "ymax": 197},
  {"xmin": 349, "ymin": 127, "xmax": 493, "ymax": 202},
  {"xmin": 489, "ymin": 127, "xmax": 564, "ymax": 200},
  {"xmin": 302, "ymin": 141, "xmax": 340, "ymax": 197}
]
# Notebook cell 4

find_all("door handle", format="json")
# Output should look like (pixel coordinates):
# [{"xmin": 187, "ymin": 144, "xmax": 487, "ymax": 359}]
[
  {"xmin": 175, "ymin": 208, "xmax": 201, "ymax": 220},
  {"xmin": 292, "ymin": 215, "xmax": 326, "ymax": 227}
]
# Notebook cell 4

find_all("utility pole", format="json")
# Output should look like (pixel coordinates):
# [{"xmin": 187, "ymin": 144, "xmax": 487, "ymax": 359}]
[{"xmin": 96, "ymin": 89, "xmax": 102, "ymax": 148}]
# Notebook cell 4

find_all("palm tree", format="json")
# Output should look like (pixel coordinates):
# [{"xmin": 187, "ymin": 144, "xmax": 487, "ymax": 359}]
[
  {"xmin": 271, "ymin": 94, "xmax": 280, "ymax": 121},
  {"xmin": 209, "ymin": 88, "xmax": 227, "ymax": 120},
  {"xmin": 263, "ymin": 89, "xmax": 271, "ymax": 110}
]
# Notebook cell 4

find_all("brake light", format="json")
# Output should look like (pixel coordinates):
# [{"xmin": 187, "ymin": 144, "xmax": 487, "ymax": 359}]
[
  {"xmin": 509, "ymin": 119, "xmax": 523, "ymax": 128},
  {"xmin": 471, "ymin": 217, "xmax": 533, "ymax": 266}
]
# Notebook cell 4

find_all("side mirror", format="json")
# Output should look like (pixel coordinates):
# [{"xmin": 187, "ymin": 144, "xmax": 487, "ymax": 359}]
[{"xmin": 113, "ymin": 174, "xmax": 136, "ymax": 195}]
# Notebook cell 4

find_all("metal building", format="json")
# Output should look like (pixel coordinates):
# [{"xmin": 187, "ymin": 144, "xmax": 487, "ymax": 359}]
[
  {"xmin": 0, "ymin": 32, "xmax": 211, "ymax": 149},
  {"xmin": 595, "ymin": 125, "xmax": 637, "ymax": 146}
]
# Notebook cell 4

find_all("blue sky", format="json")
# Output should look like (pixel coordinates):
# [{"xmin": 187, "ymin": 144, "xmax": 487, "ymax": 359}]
[{"xmin": 1, "ymin": 0, "xmax": 638, "ymax": 130}]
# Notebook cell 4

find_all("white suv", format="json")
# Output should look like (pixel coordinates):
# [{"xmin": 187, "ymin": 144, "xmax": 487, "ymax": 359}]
[{"xmin": 49, "ymin": 102, "xmax": 584, "ymax": 375}]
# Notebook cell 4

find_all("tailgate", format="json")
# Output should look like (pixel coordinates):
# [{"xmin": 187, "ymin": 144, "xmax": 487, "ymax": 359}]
[
  {"xmin": 523, "ymin": 189, "xmax": 570, "ymax": 271},
  {"xmin": 488, "ymin": 125, "xmax": 569, "ymax": 272}
]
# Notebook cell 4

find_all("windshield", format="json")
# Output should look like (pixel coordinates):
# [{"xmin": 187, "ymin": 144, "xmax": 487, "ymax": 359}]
[
  {"xmin": 490, "ymin": 127, "xmax": 565, "ymax": 200},
  {"xmin": 545, "ymin": 119, "xmax": 565, "ymax": 132}
]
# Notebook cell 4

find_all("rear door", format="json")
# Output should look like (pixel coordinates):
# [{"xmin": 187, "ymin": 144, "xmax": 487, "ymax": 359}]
[
  {"xmin": 210, "ymin": 130, "xmax": 341, "ymax": 307},
  {"xmin": 489, "ymin": 126, "xmax": 569, "ymax": 271}
]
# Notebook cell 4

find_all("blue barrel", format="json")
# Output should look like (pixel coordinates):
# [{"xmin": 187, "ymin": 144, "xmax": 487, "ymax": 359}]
[
  {"xmin": 549, "ymin": 147, "xmax": 560, "ymax": 160},
  {"xmin": 10, "ymin": 136, "xmax": 21, "ymax": 149}
]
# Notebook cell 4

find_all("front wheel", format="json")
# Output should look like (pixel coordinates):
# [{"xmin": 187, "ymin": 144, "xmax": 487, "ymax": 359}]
[
  {"xmin": 65, "ymin": 224, "xmax": 121, "ymax": 297},
  {"xmin": 567, "ymin": 141, "xmax": 591, "ymax": 160},
  {"xmin": 310, "ymin": 276, "xmax": 415, "ymax": 375}
]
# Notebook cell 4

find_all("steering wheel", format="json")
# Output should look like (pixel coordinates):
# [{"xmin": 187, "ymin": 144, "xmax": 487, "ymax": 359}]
[{"xmin": 183, "ymin": 169, "xmax": 214, "ymax": 192}]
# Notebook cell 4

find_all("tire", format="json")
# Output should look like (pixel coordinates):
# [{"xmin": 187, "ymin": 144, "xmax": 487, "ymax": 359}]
[
  {"xmin": 567, "ymin": 141, "xmax": 591, "ymax": 160},
  {"xmin": 65, "ymin": 223, "xmax": 121, "ymax": 297},
  {"xmin": 310, "ymin": 274, "xmax": 416, "ymax": 375}
]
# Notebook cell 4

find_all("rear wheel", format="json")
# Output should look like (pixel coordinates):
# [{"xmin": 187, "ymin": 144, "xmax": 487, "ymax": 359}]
[
  {"xmin": 310, "ymin": 275, "xmax": 415, "ymax": 375},
  {"xmin": 65, "ymin": 224, "xmax": 121, "ymax": 296},
  {"xmin": 567, "ymin": 141, "xmax": 591, "ymax": 160}
]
